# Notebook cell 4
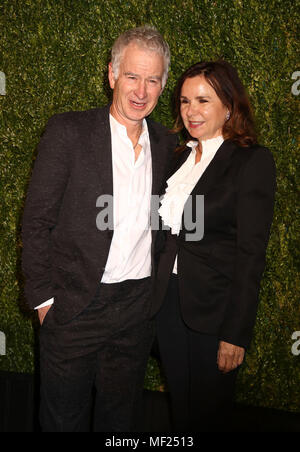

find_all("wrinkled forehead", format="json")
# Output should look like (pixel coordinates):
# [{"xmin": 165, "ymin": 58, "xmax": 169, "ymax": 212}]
[
  {"xmin": 120, "ymin": 42, "xmax": 163, "ymax": 64},
  {"xmin": 119, "ymin": 43, "xmax": 165, "ymax": 75}
]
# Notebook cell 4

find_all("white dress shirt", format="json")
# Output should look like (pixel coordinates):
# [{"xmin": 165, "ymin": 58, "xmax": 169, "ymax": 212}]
[
  {"xmin": 101, "ymin": 114, "xmax": 152, "ymax": 282},
  {"xmin": 36, "ymin": 114, "xmax": 152, "ymax": 309},
  {"xmin": 159, "ymin": 135, "xmax": 224, "ymax": 274}
]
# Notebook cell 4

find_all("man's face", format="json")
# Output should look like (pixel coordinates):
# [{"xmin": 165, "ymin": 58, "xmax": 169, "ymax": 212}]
[{"xmin": 108, "ymin": 43, "xmax": 165, "ymax": 128}]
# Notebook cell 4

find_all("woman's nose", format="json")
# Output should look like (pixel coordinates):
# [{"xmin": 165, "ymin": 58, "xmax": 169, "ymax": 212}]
[{"xmin": 186, "ymin": 102, "xmax": 198, "ymax": 117}]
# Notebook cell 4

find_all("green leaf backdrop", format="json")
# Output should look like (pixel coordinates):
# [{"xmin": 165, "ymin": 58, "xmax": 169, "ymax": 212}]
[{"xmin": 0, "ymin": 0, "xmax": 299, "ymax": 412}]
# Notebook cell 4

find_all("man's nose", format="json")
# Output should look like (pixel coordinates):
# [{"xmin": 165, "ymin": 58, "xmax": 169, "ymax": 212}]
[{"xmin": 134, "ymin": 81, "xmax": 147, "ymax": 99}]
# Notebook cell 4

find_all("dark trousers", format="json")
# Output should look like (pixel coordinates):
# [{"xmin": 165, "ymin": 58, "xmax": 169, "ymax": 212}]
[
  {"xmin": 39, "ymin": 277, "xmax": 153, "ymax": 432},
  {"xmin": 156, "ymin": 275, "xmax": 239, "ymax": 432}
]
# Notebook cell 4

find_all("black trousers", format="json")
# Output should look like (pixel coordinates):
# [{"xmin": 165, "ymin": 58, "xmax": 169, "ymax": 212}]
[
  {"xmin": 39, "ymin": 277, "xmax": 153, "ymax": 432},
  {"xmin": 156, "ymin": 275, "xmax": 239, "ymax": 432}
]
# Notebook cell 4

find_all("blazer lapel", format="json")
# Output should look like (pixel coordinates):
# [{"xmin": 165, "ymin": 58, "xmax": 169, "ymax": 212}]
[
  {"xmin": 90, "ymin": 105, "xmax": 114, "ymax": 197},
  {"xmin": 178, "ymin": 140, "xmax": 237, "ymax": 238},
  {"xmin": 147, "ymin": 120, "xmax": 163, "ymax": 196},
  {"xmin": 189, "ymin": 139, "xmax": 237, "ymax": 196},
  {"xmin": 170, "ymin": 148, "xmax": 190, "ymax": 177}
]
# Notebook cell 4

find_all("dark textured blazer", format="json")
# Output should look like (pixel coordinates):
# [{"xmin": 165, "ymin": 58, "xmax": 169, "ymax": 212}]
[
  {"xmin": 22, "ymin": 104, "xmax": 178, "ymax": 323},
  {"xmin": 151, "ymin": 139, "xmax": 276, "ymax": 348}
]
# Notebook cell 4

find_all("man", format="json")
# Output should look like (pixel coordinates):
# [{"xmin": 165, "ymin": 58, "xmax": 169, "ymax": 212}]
[{"xmin": 22, "ymin": 25, "xmax": 177, "ymax": 432}]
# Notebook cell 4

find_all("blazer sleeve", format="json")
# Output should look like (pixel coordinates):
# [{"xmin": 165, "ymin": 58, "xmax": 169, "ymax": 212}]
[
  {"xmin": 218, "ymin": 146, "xmax": 276, "ymax": 348},
  {"xmin": 21, "ymin": 114, "xmax": 72, "ymax": 309}
]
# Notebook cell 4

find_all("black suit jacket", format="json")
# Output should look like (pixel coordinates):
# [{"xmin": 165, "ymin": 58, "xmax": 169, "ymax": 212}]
[
  {"xmin": 22, "ymin": 104, "xmax": 177, "ymax": 323},
  {"xmin": 151, "ymin": 139, "xmax": 276, "ymax": 348}
]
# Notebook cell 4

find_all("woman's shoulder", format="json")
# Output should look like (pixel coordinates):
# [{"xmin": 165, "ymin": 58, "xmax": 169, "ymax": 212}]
[
  {"xmin": 230, "ymin": 141, "xmax": 275, "ymax": 167},
  {"xmin": 231, "ymin": 142, "xmax": 276, "ymax": 187}
]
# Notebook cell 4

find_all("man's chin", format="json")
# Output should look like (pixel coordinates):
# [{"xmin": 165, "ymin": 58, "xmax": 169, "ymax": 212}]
[
  {"xmin": 126, "ymin": 111, "xmax": 151, "ymax": 123},
  {"xmin": 128, "ymin": 106, "xmax": 150, "ymax": 120}
]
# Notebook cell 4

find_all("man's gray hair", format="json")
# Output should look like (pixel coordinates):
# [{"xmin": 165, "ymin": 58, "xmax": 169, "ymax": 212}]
[{"xmin": 111, "ymin": 25, "xmax": 170, "ymax": 88}]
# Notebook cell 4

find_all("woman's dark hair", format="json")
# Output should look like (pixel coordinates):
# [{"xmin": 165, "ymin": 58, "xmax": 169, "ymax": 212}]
[{"xmin": 173, "ymin": 60, "xmax": 257, "ymax": 148}]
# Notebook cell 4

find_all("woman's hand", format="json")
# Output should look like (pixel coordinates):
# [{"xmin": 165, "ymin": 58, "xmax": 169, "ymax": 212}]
[{"xmin": 217, "ymin": 340, "xmax": 245, "ymax": 373}]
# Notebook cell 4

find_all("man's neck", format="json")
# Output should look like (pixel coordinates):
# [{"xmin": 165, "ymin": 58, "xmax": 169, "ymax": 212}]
[{"xmin": 110, "ymin": 108, "xmax": 143, "ymax": 151}]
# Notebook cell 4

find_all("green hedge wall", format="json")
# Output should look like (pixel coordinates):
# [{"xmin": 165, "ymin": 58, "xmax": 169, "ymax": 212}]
[{"xmin": 0, "ymin": 0, "xmax": 299, "ymax": 413}]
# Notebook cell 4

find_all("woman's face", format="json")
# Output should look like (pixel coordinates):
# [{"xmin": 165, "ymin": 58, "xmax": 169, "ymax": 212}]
[{"xmin": 180, "ymin": 75, "xmax": 228, "ymax": 141}]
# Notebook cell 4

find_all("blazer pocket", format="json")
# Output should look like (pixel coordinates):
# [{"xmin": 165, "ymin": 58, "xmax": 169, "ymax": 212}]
[
  {"xmin": 52, "ymin": 252, "xmax": 78, "ymax": 288},
  {"xmin": 206, "ymin": 182, "xmax": 229, "ymax": 194},
  {"xmin": 207, "ymin": 243, "xmax": 236, "ymax": 280},
  {"xmin": 52, "ymin": 247, "xmax": 77, "ymax": 268}
]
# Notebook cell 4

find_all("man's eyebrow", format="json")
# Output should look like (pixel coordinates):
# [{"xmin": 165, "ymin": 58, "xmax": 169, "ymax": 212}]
[
  {"xmin": 124, "ymin": 72, "xmax": 162, "ymax": 80},
  {"xmin": 124, "ymin": 72, "xmax": 138, "ymax": 77}
]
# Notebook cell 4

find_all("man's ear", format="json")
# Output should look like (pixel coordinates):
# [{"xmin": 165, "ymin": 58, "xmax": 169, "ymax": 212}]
[
  {"xmin": 108, "ymin": 62, "xmax": 116, "ymax": 89},
  {"xmin": 160, "ymin": 76, "xmax": 167, "ymax": 96}
]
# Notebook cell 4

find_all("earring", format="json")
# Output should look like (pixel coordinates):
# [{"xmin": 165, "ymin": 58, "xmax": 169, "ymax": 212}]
[{"xmin": 225, "ymin": 111, "xmax": 230, "ymax": 121}]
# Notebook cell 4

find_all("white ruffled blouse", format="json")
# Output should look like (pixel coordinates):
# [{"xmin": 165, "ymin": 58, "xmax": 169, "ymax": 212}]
[{"xmin": 158, "ymin": 135, "xmax": 224, "ymax": 273}]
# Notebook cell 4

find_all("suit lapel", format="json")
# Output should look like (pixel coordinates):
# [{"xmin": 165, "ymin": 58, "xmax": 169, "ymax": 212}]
[
  {"xmin": 90, "ymin": 105, "xmax": 114, "ymax": 197},
  {"xmin": 178, "ymin": 140, "xmax": 237, "ymax": 237},
  {"xmin": 147, "ymin": 120, "xmax": 163, "ymax": 196},
  {"xmin": 189, "ymin": 139, "xmax": 237, "ymax": 196},
  {"xmin": 172, "ymin": 148, "xmax": 190, "ymax": 175},
  {"xmin": 165, "ymin": 139, "xmax": 237, "ymax": 196}
]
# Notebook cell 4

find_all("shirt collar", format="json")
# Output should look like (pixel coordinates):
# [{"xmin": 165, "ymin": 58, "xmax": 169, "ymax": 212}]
[
  {"xmin": 109, "ymin": 114, "xmax": 148, "ymax": 144},
  {"xmin": 187, "ymin": 135, "xmax": 224, "ymax": 156}
]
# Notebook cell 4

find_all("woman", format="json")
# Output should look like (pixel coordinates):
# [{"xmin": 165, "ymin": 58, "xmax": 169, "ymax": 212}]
[{"xmin": 151, "ymin": 60, "xmax": 276, "ymax": 432}]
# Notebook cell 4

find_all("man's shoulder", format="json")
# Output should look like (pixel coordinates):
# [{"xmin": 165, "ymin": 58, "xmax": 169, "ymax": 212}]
[
  {"xmin": 146, "ymin": 117, "xmax": 178, "ymax": 144},
  {"xmin": 47, "ymin": 105, "xmax": 110, "ymax": 130},
  {"xmin": 146, "ymin": 116, "xmax": 169, "ymax": 133}
]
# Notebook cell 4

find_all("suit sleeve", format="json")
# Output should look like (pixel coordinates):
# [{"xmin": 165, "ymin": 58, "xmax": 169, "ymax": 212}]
[
  {"xmin": 219, "ymin": 147, "xmax": 276, "ymax": 348},
  {"xmin": 22, "ymin": 115, "xmax": 72, "ymax": 309}
]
